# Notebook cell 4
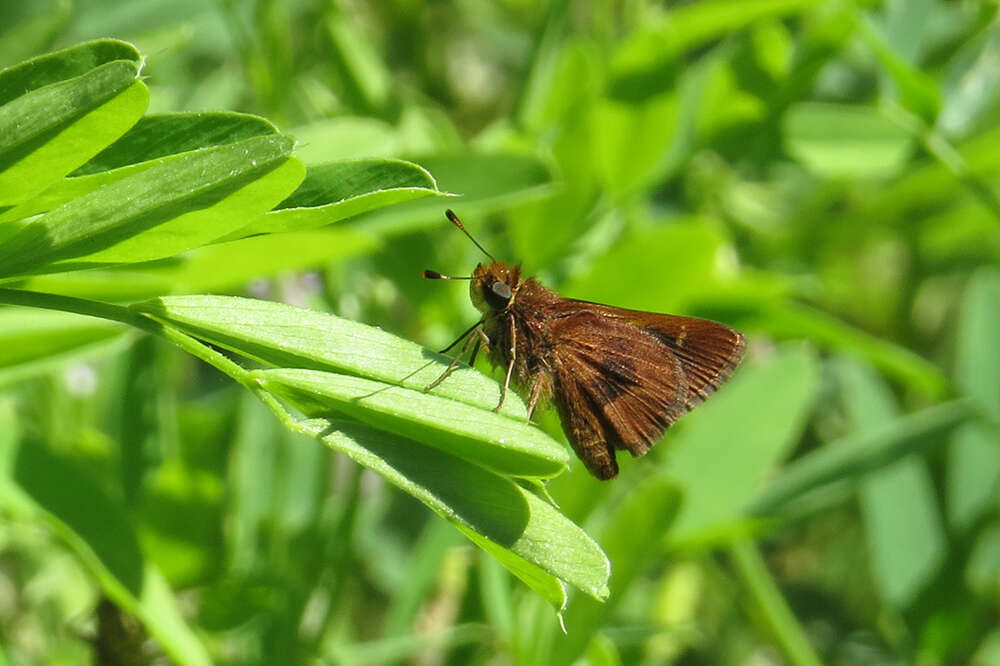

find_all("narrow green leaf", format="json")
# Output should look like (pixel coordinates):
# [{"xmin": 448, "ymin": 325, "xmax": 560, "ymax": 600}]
[
  {"xmin": 729, "ymin": 539, "xmax": 823, "ymax": 666},
  {"xmin": 0, "ymin": 59, "xmax": 140, "ymax": 160},
  {"xmin": 948, "ymin": 267, "xmax": 1000, "ymax": 529},
  {"xmin": 938, "ymin": 23, "xmax": 1000, "ymax": 139},
  {"xmin": 0, "ymin": 1, "xmax": 71, "ymax": 70},
  {"xmin": 148, "ymin": 228, "xmax": 379, "ymax": 293},
  {"xmin": 854, "ymin": 10, "xmax": 940, "ymax": 123},
  {"xmin": 667, "ymin": 345, "xmax": 819, "ymax": 542},
  {"xmin": 134, "ymin": 295, "xmax": 528, "ymax": 418},
  {"xmin": 324, "ymin": 10, "xmax": 392, "ymax": 113},
  {"xmin": 478, "ymin": 552, "xmax": 515, "ymax": 646},
  {"xmin": 0, "ymin": 306, "xmax": 129, "ymax": 386},
  {"xmin": 233, "ymin": 158, "xmax": 445, "ymax": 237},
  {"xmin": 255, "ymin": 368, "xmax": 567, "ymax": 478},
  {"xmin": 738, "ymin": 302, "xmax": 948, "ymax": 397},
  {"xmin": 0, "ymin": 135, "xmax": 303, "ymax": 275},
  {"xmin": 16, "ymin": 270, "xmax": 177, "ymax": 303},
  {"xmin": 0, "ymin": 306, "xmax": 124, "ymax": 368},
  {"xmin": 8, "ymin": 439, "xmax": 210, "ymax": 666},
  {"xmin": 547, "ymin": 477, "xmax": 681, "ymax": 666},
  {"xmin": 383, "ymin": 520, "xmax": 466, "ymax": 637},
  {"xmin": 752, "ymin": 399, "xmax": 978, "ymax": 516},
  {"xmin": 834, "ymin": 357, "xmax": 945, "ymax": 606},
  {"xmin": 315, "ymin": 420, "xmax": 608, "ymax": 603},
  {"xmin": 0, "ymin": 56, "xmax": 138, "ymax": 162}
]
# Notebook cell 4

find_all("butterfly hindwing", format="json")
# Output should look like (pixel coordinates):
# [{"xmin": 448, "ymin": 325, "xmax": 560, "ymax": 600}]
[
  {"xmin": 549, "ymin": 311, "xmax": 687, "ymax": 479},
  {"xmin": 547, "ymin": 303, "xmax": 745, "ymax": 479}
]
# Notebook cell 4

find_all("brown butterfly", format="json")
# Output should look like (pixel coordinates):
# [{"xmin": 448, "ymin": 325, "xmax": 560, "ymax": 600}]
[{"xmin": 424, "ymin": 210, "xmax": 745, "ymax": 480}]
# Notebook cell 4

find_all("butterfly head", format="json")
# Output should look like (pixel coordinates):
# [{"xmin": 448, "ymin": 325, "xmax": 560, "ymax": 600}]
[
  {"xmin": 470, "ymin": 262, "xmax": 522, "ymax": 314},
  {"xmin": 423, "ymin": 210, "xmax": 524, "ymax": 314}
]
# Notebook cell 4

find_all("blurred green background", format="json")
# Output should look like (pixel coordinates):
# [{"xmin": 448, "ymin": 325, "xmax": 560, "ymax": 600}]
[{"xmin": 2, "ymin": 0, "xmax": 1000, "ymax": 664}]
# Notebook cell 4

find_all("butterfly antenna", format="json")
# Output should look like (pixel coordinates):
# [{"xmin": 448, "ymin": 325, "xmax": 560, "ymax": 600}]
[
  {"xmin": 422, "ymin": 270, "xmax": 471, "ymax": 280},
  {"xmin": 445, "ymin": 209, "xmax": 496, "ymax": 262}
]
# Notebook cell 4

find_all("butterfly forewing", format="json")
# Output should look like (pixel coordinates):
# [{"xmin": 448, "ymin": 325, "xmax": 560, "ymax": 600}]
[{"xmin": 627, "ymin": 311, "xmax": 746, "ymax": 409}]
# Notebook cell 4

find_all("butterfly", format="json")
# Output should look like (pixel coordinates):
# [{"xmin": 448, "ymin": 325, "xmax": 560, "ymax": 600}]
[{"xmin": 424, "ymin": 210, "xmax": 745, "ymax": 479}]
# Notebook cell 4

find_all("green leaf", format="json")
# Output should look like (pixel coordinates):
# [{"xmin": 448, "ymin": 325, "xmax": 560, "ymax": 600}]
[
  {"xmin": 0, "ymin": 40, "xmax": 147, "ymax": 206},
  {"xmin": 564, "ymin": 220, "xmax": 731, "ymax": 313},
  {"xmin": 948, "ymin": 267, "xmax": 1000, "ymax": 529},
  {"xmin": 314, "ymin": 420, "xmax": 608, "ymax": 603},
  {"xmin": 75, "ymin": 112, "xmax": 283, "ymax": 174},
  {"xmin": 254, "ymin": 368, "xmax": 568, "ymax": 478},
  {"xmin": 589, "ymin": 94, "xmax": 679, "ymax": 196},
  {"xmin": 833, "ymin": 357, "xmax": 946, "ymax": 607},
  {"xmin": 0, "ymin": 135, "xmax": 304, "ymax": 275},
  {"xmin": 348, "ymin": 153, "xmax": 554, "ymax": 236},
  {"xmin": 133, "ymin": 295, "xmax": 528, "ymax": 418},
  {"xmin": 232, "ymin": 158, "xmax": 445, "ymax": 237},
  {"xmin": 0, "ymin": 112, "xmax": 285, "ymax": 224},
  {"xmin": 0, "ymin": 39, "xmax": 139, "ymax": 106},
  {"xmin": 784, "ymin": 102, "xmax": 915, "ymax": 179},
  {"xmin": 291, "ymin": 117, "xmax": 399, "ymax": 163},
  {"xmin": 667, "ymin": 344, "xmax": 819, "ymax": 543}
]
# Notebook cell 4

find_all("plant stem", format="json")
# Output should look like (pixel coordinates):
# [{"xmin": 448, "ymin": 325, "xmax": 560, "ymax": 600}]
[
  {"xmin": 0, "ymin": 286, "xmax": 311, "ymax": 436},
  {"xmin": 0, "ymin": 287, "xmax": 250, "ymax": 389}
]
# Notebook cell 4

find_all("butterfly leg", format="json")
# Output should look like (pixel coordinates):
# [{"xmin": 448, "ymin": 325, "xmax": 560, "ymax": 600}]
[
  {"xmin": 425, "ymin": 326, "xmax": 481, "ymax": 391},
  {"xmin": 468, "ymin": 328, "xmax": 489, "ymax": 368},
  {"xmin": 526, "ymin": 375, "xmax": 544, "ymax": 421},
  {"xmin": 438, "ymin": 319, "xmax": 483, "ymax": 353},
  {"xmin": 493, "ymin": 315, "xmax": 517, "ymax": 413}
]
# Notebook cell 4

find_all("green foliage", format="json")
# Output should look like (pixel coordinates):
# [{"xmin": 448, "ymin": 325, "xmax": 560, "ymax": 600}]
[{"xmin": 1, "ymin": 2, "xmax": 999, "ymax": 664}]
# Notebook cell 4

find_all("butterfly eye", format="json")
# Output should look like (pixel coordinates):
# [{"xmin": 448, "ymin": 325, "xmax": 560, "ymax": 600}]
[
  {"xmin": 484, "ymin": 280, "xmax": 513, "ymax": 308},
  {"xmin": 491, "ymin": 281, "xmax": 512, "ymax": 300}
]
